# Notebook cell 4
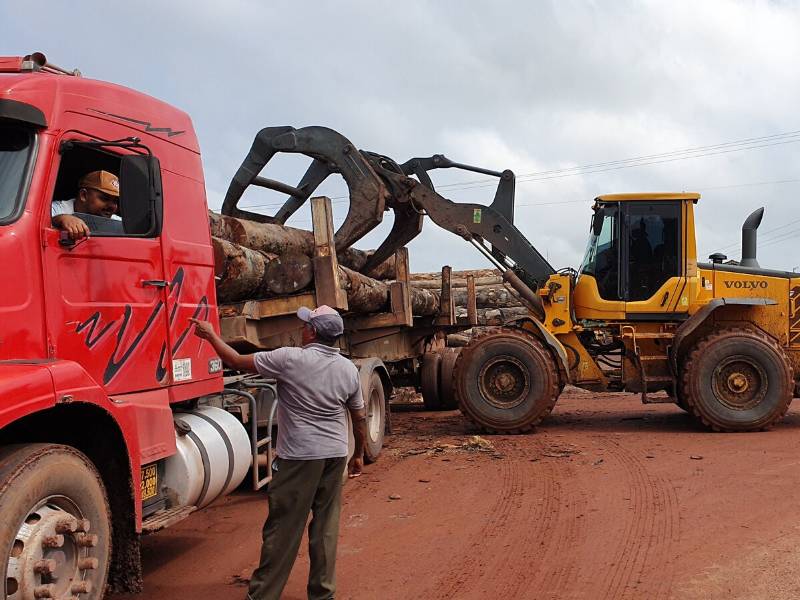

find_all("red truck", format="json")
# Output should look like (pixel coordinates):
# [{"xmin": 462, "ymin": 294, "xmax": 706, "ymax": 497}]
[
  {"xmin": 0, "ymin": 53, "xmax": 306, "ymax": 599},
  {"xmin": 0, "ymin": 51, "xmax": 483, "ymax": 600}
]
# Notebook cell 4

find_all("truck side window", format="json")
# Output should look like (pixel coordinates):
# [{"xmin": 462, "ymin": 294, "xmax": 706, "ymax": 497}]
[
  {"xmin": 626, "ymin": 202, "xmax": 681, "ymax": 301},
  {"xmin": 51, "ymin": 143, "xmax": 160, "ymax": 238}
]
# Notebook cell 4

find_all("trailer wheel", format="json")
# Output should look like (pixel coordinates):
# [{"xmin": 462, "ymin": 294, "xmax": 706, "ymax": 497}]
[
  {"xmin": 421, "ymin": 353, "xmax": 443, "ymax": 411},
  {"xmin": 439, "ymin": 348, "xmax": 461, "ymax": 410},
  {"xmin": 363, "ymin": 371, "xmax": 386, "ymax": 464},
  {"xmin": 1, "ymin": 444, "xmax": 110, "ymax": 600},
  {"xmin": 454, "ymin": 327, "xmax": 560, "ymax": 433},
  {"xmin": 680, "ymin": 327, "xmax": 794, "ymax": 431}
]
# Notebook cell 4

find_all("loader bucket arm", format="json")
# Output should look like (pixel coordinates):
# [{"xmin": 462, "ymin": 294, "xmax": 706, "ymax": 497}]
[
  {"xmin": 368, "ymin": 161, "xmax": 556, "ymax": 289},
  {"xmin": 221, "ymin": 126, "xmax": 389, "ymax": 250}
]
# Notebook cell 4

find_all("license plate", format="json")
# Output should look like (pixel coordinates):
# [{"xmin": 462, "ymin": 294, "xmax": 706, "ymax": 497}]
[{"xmin": 141, "ymin": 464, "xmax": 158, "ymax": 501}]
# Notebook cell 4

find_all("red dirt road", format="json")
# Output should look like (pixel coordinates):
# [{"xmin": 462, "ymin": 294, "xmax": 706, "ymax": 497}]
[{"xmin": 114, "ymin": 389, "xmax": 800, "ymax": 599}]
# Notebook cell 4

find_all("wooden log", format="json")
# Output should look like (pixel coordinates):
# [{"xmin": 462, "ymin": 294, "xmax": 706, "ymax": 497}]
[
  {"xmin": 213, "ymin": 238, "xmax": 313, "ymax": 303},
  {"xmin": 455, "ymin": 306, "xmax": 530, "ymax": 326},
  {"xmin": 410, "ymin": 268, "xmax": 499, "ymax": 281},
  {"xmin": 452, "ymin": 285, "xmax": 522, "ymax": 309},
  {"xmin": 337, "ymin": 267, "xmax": 440, "ymax": 316},
  {"xmin": 411, "ymin": 276, "xmax": 504, "ymax": 289},
  {"xmin": 209, "ymin": 212, "xmax": 396, "ymax": 278}
]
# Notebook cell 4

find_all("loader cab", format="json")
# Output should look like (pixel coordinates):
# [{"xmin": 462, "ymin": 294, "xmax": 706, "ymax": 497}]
[{"xmin": 574, "ymin": 193, "xmax": 699, "ymax": 321}]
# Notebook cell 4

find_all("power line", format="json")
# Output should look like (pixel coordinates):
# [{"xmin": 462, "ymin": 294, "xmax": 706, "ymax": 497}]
[{"xmin": 238, "ymin": 130, "xmax": 800, "ymax": 211}]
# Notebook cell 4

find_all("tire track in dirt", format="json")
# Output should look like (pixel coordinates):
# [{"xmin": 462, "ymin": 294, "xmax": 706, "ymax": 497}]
[
  {"xmin": 594, "ymin": 436, "xmax": 681, "ymax": 600},
  {"xmin": 424, "ymin": 440, "xmax": 592, "ymax": 600},
  {"xmin": 422, "ymin": 440, "xmax": 564, "ymax": 599},
  {"xmin": 425, "ymin": 451, "xmax": 525, "ymax": 598},
  {"xmin": 530, "ymin": 461, "xmax": 589, "ymax": 600}
]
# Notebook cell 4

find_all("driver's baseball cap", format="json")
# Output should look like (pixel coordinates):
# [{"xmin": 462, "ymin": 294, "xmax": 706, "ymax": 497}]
[
  {"xmin": 297, "ymin": 305, "xmax": 345, "ymax": 339},
  {"xmin": 79, "ymin": 170, "xmax": 120, "ymax": 198}
]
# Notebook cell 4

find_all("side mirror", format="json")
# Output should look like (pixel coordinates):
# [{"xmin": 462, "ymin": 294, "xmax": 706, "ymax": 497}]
[
  {"xmin": 119, "ymin": 154, "xmax": 163, "ymax": 236},
  {"xmin": 591, "ymin": 206, "xmax": 605, "ymax": 236}
]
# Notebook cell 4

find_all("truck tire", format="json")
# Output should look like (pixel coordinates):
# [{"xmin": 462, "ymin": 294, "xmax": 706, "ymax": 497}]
[
  {"xmin": 680, "ymin": 327, "xmax": 794, "ymax": 431},
  {"xmin": 421, "ymin": 352, "xmax": 443, "ymax": 411},
  {"xmin": 439, "ymin": 348, "xmax": 461, "ymax": 410},
  {"xmin": 1, "ymin": 444, "xmax": 111, "ymax": 600},
  {"xmin": 363, "ymin": 371, "xmax": 386, "ymax": 464},
  {"xmin": 454, "ymin": 327, "xmax": 560, "ymax": 433}
]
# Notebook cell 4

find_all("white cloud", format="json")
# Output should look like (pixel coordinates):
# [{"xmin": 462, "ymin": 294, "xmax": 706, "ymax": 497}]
[{"xmin": 4, "ymin": 0, "xmax": 799, "ymax": 272}]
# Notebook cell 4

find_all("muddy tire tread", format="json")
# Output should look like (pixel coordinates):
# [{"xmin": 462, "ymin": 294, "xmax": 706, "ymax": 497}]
[
  {"xmin": 680, "ymin": 326, "xmax": 794, "ymax": 432},
  {"xmin": 454, "ymin": 327, "xmax": 561, "ymax": 434}
]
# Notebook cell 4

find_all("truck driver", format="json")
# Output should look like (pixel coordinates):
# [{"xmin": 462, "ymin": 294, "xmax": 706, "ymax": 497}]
[{"xmin": 52, "ymin": 170, "xmax": 120, "ymax": 240}]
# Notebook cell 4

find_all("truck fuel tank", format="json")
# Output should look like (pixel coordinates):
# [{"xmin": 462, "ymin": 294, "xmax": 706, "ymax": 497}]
[{"xmin": 164, "ymin": 406, "xmax": 251, "ymax": 509}]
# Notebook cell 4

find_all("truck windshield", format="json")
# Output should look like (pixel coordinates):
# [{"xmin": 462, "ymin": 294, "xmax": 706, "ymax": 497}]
[
  {"xmin": 578, "ymin": 204, "xmax": 620, "ymax": 300},
  {"xmin": 0, "ymin": 125, "xmax": 34, "ymax": 223}
]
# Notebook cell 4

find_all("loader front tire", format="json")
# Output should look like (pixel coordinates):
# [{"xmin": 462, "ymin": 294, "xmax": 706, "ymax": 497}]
[
  {"xmin": 681, "ymin": 327, "xmax": 794, "ymax": 431},
  {"xmin": 454, "ymin": 328, "xmax": 560, "ymax": 433}
]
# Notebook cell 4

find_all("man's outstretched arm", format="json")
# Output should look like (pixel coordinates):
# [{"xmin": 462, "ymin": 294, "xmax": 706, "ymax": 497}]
[{"xmin": 190, "ymin": 318, "xmax": 256, "ymax": 372}]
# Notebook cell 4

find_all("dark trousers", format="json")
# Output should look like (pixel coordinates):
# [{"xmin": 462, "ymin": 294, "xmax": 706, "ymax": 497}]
[{"xmin": 247, "ymin": 456, "xmax": 347, "ymax": 600}]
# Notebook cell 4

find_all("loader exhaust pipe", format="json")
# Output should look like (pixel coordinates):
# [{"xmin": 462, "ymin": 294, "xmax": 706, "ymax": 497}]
[{"xmin": 740, "ymin": 207, "xmax": 764, "ymax": 268}]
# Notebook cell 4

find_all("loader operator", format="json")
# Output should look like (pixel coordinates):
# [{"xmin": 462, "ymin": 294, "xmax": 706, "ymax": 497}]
[
  {"xmin": 191, "ymin": 306, "xmax": 366, "ymax": 600},
  {"xmin": 51, "ymin": 170, "xmax": 120, "ymax": 240}
]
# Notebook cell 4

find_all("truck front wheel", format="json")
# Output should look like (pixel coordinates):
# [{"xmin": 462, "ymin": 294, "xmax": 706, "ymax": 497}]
[{"xmin": 1, "ymin": 444, "xmax": 111, "ymax": 600}]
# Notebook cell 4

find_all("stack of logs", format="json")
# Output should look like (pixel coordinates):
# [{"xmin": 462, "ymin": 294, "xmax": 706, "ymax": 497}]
[{"xmin": 209, "ymin": 212, "xmax": 528, "ymax": 323}]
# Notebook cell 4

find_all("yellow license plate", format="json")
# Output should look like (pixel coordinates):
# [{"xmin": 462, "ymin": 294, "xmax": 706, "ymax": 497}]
[{"xmin": 141, "ymin": 464, "xmax": 158, "ymax": 501}]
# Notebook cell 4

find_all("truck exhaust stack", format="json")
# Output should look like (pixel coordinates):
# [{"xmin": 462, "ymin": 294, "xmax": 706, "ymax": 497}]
[{"xmin": 740, "ymin": 207, "xmax": 764, "ymax": 268}]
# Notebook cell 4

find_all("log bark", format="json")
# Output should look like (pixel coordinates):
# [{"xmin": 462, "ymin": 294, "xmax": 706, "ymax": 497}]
[
  {"xmin": 452, "ymin": 285, "xmax": 523, "ymax": 309},
  {"xmin": 337, "ymin": 267, "xmax": 440, "ymax": 316},
  {"xmin": 213, "ymin": 238, "xmax": 313, "ymax": 303},
  {"xmin": 210, "ymin": 212, "xmax": 396, "ymax": 278},
  {"xmin": 455, "ymin": 306, "xmax": 530, "ymax": 326},
  {"xmin": 410, "ymin": 268, "xmax": 500, "ymax": 281},
  {"xmin": 411, "ymin": 276, "xmax": 504, "ymax": 289}
]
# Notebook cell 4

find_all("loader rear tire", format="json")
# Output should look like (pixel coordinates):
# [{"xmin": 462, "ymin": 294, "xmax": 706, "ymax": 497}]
[
  {"xmin": 421, "ymin": 353, "xmax": 443, "ymax": 411},
  {"xmin": 681, "ymin": 327, "xmax": 794, "ymax": 431},
  {"xmin": 454, "ymin": 327, "xmax": 560, "ymax": 433}
]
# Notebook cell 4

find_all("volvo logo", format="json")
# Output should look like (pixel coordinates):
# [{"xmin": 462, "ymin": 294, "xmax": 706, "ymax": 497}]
[{"xmin": 724, "ymin": 280, "xmax": 768, "ymax": 289}]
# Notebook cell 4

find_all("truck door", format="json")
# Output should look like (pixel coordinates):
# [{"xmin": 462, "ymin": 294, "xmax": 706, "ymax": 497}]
[
  {"xmin": 157, "ymin": 162, "xmax": 221, "ymax": 394},
  {"xmin": 623, "ymin": 201, "xmax": 686, "ymax": 319},
  {"xmin": 42, "ymin": 135, "xmax": 171, "ymax": 394}
]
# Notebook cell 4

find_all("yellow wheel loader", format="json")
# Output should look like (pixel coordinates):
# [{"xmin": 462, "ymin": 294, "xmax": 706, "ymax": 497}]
[{"xmin": 223, "ymin": 126, "xmax": 800, "ymax": 433}]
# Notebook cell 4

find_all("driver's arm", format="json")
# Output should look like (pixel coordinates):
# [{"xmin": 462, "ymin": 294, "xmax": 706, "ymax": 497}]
[{"xmin": 52, "ymin": 214, "xmax": 90, "ymax": 240}]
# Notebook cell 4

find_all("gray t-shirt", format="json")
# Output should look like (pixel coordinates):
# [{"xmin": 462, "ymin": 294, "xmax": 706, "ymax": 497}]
[{"xmin": 254, "ymin": 344, "xmax": 363, "ymax": 460}]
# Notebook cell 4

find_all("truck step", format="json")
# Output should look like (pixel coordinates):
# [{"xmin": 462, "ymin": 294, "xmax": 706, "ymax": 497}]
[
  {"xmin": 142, "ymin": 506, "xmax": 196, "ymax": 535},
  {"xmin": 639, "ymin": 355, "xmax": 669, "ymax": 361}
]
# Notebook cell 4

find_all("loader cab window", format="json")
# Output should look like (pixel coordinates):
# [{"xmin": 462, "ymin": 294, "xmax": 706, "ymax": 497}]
[
  {"xmin": 579, "ymin": 203, "xmax": 621, "ymax": 300},
  {"xmin": 51, "ymin": 142, "xmax": 162, "ymax": 237},
  {"xmin": 625, "ymin": 202, "xmax": 681, "ymax": 301},
  {"xmin": 0, "ymin": 124, "xmax": 36, "ymax": 224}
]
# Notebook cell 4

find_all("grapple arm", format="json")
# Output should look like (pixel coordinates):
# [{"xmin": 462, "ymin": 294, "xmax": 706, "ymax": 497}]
[{"xmin": 221, "ymin": 126, "xmax": 389, "ymax": 250}]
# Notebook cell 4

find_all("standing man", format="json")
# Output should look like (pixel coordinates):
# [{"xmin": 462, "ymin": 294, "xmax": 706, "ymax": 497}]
[{"xmin": 190, "ymin": 305, "xmax": 366, "ymax": 600}]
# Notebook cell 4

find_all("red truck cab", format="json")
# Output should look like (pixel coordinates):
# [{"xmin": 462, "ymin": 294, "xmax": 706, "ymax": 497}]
[{"xmin": 0, "ymin": 53, "xmax": 230, "ymax": 597}]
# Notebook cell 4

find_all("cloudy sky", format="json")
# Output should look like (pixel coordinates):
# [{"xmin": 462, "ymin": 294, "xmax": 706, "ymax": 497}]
[{"xmin": 4, "ymin": 0, "xmax": 800, "ymax": 273}]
